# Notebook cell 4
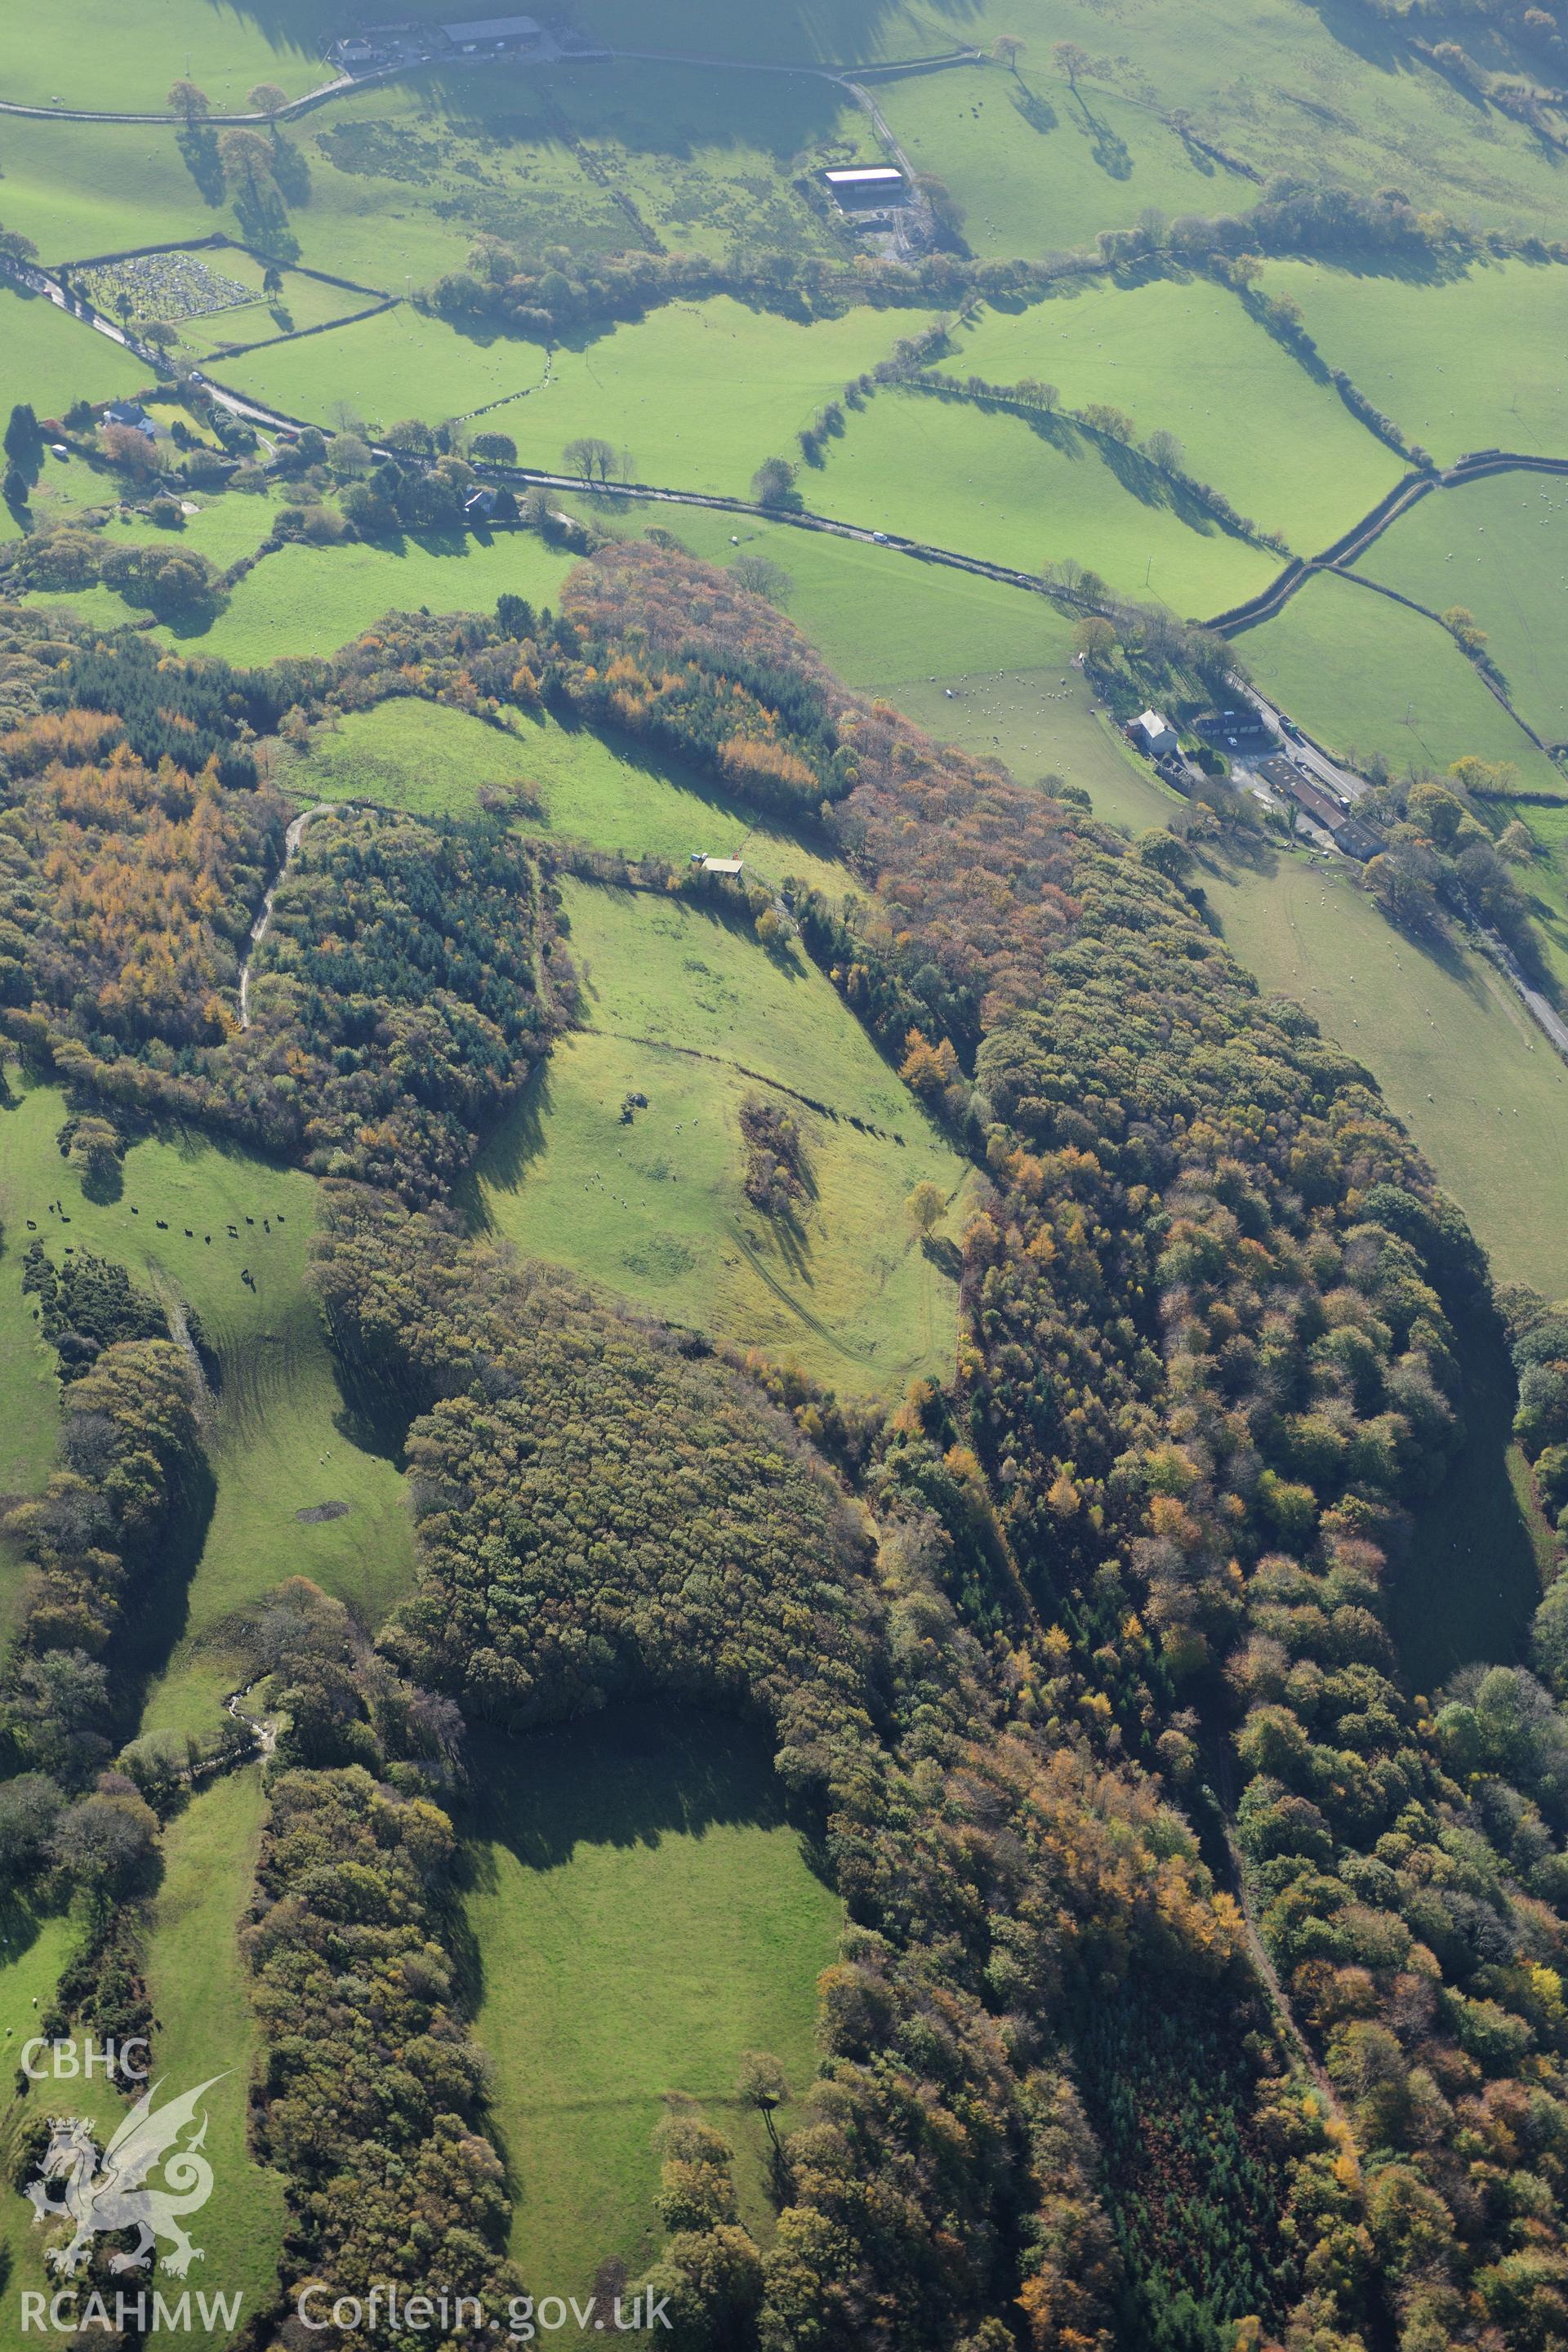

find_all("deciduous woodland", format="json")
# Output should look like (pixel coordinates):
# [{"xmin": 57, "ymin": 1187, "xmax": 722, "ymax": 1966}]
[{"xmin": 2, "ymin": 540, "xmax": 1566, "ymax": 2352}]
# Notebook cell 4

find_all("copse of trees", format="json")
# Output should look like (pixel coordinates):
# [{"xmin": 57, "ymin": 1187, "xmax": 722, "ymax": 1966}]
[
  {"xmin": 210, "ymin": 808, "xmax": 566, "ymax": 1200},
  {"xmin": 246, "ymin": 1766, "xmax": 524, "ymax": 2322},
  {"xmin": 0, "ymin": 1337, "xmax": 199, "ymax": 1784}
]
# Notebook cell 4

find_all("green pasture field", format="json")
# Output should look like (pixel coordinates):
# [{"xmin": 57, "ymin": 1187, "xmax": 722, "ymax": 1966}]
[
  {"xmin": 14, "ymin": 474, "xmax": 286, "ymax": 582},
  {"xmin": 879, "ymin": 0, "xmax": 1568, "ymax": 242},
  {"xmin": 1242, "ymin": 571, "xmax": 1561, "ymax": 788},
  {"xmin": 233, "ymin": 295, "xmax": 930, "ymax": 494},
  {"xmin": 465, "ymin": 1708, "xmax": 840, "ymax": 2292},
  {"xmin": 225, "ymin": 301, "xmax": 550, "ymax": 431},
  {"xmin": 13, "ymin": 583, "xmax": 146, "ymax": 630},
  {"xmin": 1201, "ymin": 846, "xmax": 1568, "ymax": 1301},
  {"xmin": 0, "ymin": 1776, "xmax": 283, "ymax": 2352},
  {"xmin": 129, "ymin": 1769, "xmax": 289, "ymax": 2347},
  {"xmin": 0, "ymin": 288, "xmax": 147, "ymax": 428},
  {"xmin": 880, "ymin": 63, "xmax": 1244, "ymax": 261},
  {"xmin": 1263, "ymin": 260, "xmax": 1568, "ymax": 470},
  {"xmin": 1508, "ymin": 797, "xmax": 1568, "ymax": 997},
  {"xmin": 2, "ymin": 448, "xmax": 123, "ymax": 546},
  {"xmin": 0, "ymin": 1077, "xmax": 414, "ymax": 1749},
  {"xmin": 810, "ymin": 384, "xmax": 1278, "ymax": 614},
  {"xmin": 532, "ymin": 299, "xmax": 935, "ymax": 495},
  {"xmin": 1352, "ymin": 470, "xmax": 1568, "ymax": 749},
  {"xmin": 662, "ymin": 508, "xmax": 1173, "ymax": 826},
  {"xmin": 467, "ymin": 880, "xmax": 973, "ymax": 1396},
  {"xmin": 937, "ymin": 278, "xmax": 1405, "ymax": 557},
  {"xmin": 0, "ymin": 0, "xmax": 323, "ymax": 113},
  {"xmin": 159, "ymin": 528, "xmax": 576, "ymax": 664},
  {"xmin": 82, "ymin": 481, "xmax": 294, "ymax": 582},
  {"xmin": 0, "ymin": 108, "xmax": 470, "ymax": 305},
  {"xmin": 268, "ymin": 697, "xmax": 851, "ymax": 898},
  {"xmin": 896, "ymin": 662, "xmax": 1178, "ymax": 836},
  {"xmin": 179, "ymin": 255, "xmax": 383, "ymax": 356}
]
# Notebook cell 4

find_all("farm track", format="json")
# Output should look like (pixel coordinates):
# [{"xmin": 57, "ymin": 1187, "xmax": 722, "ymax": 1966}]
[{"xmin": 238, "ymin": 802, "xmax": 332, "ymax": 1029}]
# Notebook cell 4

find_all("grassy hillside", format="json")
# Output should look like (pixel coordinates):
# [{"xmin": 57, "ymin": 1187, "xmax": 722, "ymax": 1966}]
[
  {"xmin": 1263, "ymin": 260, "xmax": 1568, "ymax": 469},
  {"xmin": 1353, "ymin": 471, "xmax": 1568, "ymax": 750},
  {"xmin": 880, "ymin": 62, "xmax": 1253, "ymax": 257},
  {"xmin": 936, "ymin": 279, "xmax": 1405, "ymax": 556},
  {"xmin": 234, "ymin": 296, "xmax": 932, "ymax": 492},
  {"xmin": 811, "ymin": 385, "xmax": 1279, "ymax": 613},
  {"xmin": 0, "ymin": 1078, "xmax": 415, "ymax": 1747},
  {"xmin": 1509, "ymin": 796, "xmax": 1568, "ymax": 997},
  {"xmin": 467, "ymin": 879, "xmax": 973, "ymax": 1396},
  {"xmin": 0, "ymin": 0, "xmax": 323, "ymax": 111},
  {"xmin": 568, "ymin": 65, "xmax": 844, "ymax": 252},
  {"xmin": 465, "ymin": 1708, "xmax": 840, "ymax": 2294},
  {"xmin": 269, "ymin": 697, "xmax": 849, "ymax": 896},
  {"xmin": 1201, "ymin": 845, "xmax": 1568, "ymax": 1300},
  {"xmin": 586, "ymin": 0, "xmax": 1568, "ymax": 239},
  {"xmin": 0, "ymin": 287, "xmax": 146, "ymax": 423},
  {"xmin": 172, "ymin": 530, "xmax": 577, "ymax": 665},
  {"xmin": 1242, "ymin": 570, "xmax": 1561, "ymax": 786},
  {"xmin": 0, "ymin": 105, "xmax": 471, "ymax": 299}
]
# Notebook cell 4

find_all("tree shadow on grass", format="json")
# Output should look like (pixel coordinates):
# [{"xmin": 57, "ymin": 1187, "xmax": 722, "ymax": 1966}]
[
  {"xmin": 119, "ymin": 1456, "xmax": 217, "ymax": 1740},
  {"xmin": 1010, "ymin": 78, "xmax": 1058, "ymax": 136},
  {"xmin": 992, "ymin": 399, "xmax": 1229, "ymax": 536},
  {"xmin": 1392, "ymin": 1290, "xmax": 1539, "ymax": 1693},
  {"xmin": 461, "ymin": 1703, "xmax": 816, "ymax": 1881},
  {"xmin": 1065, "ymin": 85, "xmax": 1132, "ymax": 180},
  {"xmin": 330, "ymin": 1357, "xmax": 415, "ymax": 1471},
  {"xmin": 461, "ymin": 1057, "xmax": 553, "ymax": 1225},
  {"xmin": 1286, "ymin": 0, "xmax": 1416, "ymax": 74}
]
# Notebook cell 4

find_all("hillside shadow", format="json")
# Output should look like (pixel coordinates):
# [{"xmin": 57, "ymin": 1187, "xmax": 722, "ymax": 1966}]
[
  {"xmin": 461, "ymin": 1703, "xmax": 812, "ymax": 1879},
  {"xmin": 459, "ymin": 1058, "xmax": 554, "ymax": 1226},
  {"xmin": 1392, "ymin": 1290, "xmax": 1540, "ymax": 1693},
  {"xmin": 330, "ymin": 1357, "xmax": 414, "ymax": 1469},
  {"xmin": 120, "ymin": 1456, "xmax": 217, "ymax": 1736}
]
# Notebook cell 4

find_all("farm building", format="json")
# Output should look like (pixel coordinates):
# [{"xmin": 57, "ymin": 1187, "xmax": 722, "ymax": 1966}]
[
  {"xmin": 1130, "ymin": 710, "xmax": 1179, "ymax": 759},
  {"xmin": 1198, "ymin": 704, "xmax": 1271, "ymax": 754},
  {"xmin": 101, "ymin": 401, "xmax": 158, "ymax": 438},
  {"xmin": 464, "ymin": 486, "xmax": 498, "ymax": 518},
  {"xmin": 440, "ymin": 13, "xmax": 543, "ymax": 49},
  {"xmin": 693, "ymin": 853, "xmax": 745, "ymax": 876},
  {"xmin": 822, "ymin": 166, "xmax": 906, "ymax": 210}
]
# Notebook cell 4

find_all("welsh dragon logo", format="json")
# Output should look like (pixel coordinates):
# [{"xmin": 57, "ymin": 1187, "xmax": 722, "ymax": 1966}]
[{"xmin": 25, "ymin": 2075, "xmax": 226, "ymax": 2278}]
